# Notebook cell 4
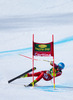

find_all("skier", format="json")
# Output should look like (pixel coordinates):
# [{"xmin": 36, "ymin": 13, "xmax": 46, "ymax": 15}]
[{"xmin": 22, "ymin": 61, "xmax": 65, "ymax": 86}]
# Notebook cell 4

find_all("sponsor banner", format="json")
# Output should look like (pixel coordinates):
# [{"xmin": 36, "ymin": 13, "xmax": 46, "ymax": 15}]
[{"xmin": 33, "ymin": 42, "xmax": 54, "ymax": 56}]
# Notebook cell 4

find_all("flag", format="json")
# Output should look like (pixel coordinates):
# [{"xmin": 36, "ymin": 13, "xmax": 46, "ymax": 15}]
[{"xmin": 33, "ymin": 42, "xmax": 54, "ymax": 57}]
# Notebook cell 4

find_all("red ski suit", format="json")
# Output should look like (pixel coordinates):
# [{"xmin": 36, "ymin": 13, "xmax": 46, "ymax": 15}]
[{"xmin": 27, "ymin": 63, "xmax": 62, "ymax": 82}]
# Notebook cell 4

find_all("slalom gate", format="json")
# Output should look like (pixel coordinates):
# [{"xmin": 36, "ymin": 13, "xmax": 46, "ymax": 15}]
[{"xmin": 32, "ymin": 34, "xmax": 55, "ymax": 88}]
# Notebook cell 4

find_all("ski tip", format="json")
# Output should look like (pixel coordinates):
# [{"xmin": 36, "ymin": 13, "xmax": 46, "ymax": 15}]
[
  {"xmin": 8, "ymin": 80, "xmax": 11, "ymax": 83},
  {"xmin": 24, "ymin": 85, "xmax": 29, "ymax": 87},
  {"xmin": 24, "ymin": 85, "xmax": 27, "ymax": 87},
  {"xmin": 24, "ymin": 85, "xmax": 33, "ymax": 87}
]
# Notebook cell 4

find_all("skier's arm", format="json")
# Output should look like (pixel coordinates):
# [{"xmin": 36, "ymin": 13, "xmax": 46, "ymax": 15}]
[
  {"xmin": 56, "ymin": 71, "xmax": 62, "ymax": 77},
  {"xmin": 50, "ymin": 61, "xmax": 58, "ymax": 68}
]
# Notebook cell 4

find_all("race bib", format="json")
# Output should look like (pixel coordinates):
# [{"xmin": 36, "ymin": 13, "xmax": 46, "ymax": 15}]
[{"xmin": 44, "ymin": 73, "xmax": 48, "ymax": 79}]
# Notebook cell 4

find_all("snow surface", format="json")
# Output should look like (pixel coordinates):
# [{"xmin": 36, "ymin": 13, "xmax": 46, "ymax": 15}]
[{"xmin": 0, "ymin": 0, "xmax": 73, "ymax": 100}]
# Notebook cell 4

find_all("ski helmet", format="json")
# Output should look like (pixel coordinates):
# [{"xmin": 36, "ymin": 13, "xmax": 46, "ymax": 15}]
[{"xmin": 58, "ymin": 62, "xmax": 65, "ymax": 70}]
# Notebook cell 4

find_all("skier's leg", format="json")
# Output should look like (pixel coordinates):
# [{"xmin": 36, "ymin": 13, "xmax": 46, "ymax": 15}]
[
  {"xmin": 27, "ymin": 72, "xmax": 44, "ymax": 86},
  {"xmin": 22, "ymin": 71, "xmax": 41, "ymax": 78}
]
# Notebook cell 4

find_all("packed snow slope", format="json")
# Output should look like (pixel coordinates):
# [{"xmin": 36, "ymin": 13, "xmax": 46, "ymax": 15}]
[
  {"xmin": 0, "ymin": 0, "xmax": 73, "ymax": 100},
  {"xmin": 0, "ymin": 0, "xmax": 73, "ymax": 16}
]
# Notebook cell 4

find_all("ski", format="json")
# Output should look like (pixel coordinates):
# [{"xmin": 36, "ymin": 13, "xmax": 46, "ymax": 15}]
[
  {"xmin": 24, "ymin": 85, "xmax": 28, "ymax": 87},
  {"xmin": 8, "ymin": 67, "xmax": 36, "ymax": 83},
  {"xmin": 24, "ymin": 85, "xmax": 33, "ymax": 87}
]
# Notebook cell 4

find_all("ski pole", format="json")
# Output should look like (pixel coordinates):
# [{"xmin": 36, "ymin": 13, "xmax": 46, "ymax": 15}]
[{"xmin": 19, "ymin": 54, "xmax": 50, "ymax": 62}]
